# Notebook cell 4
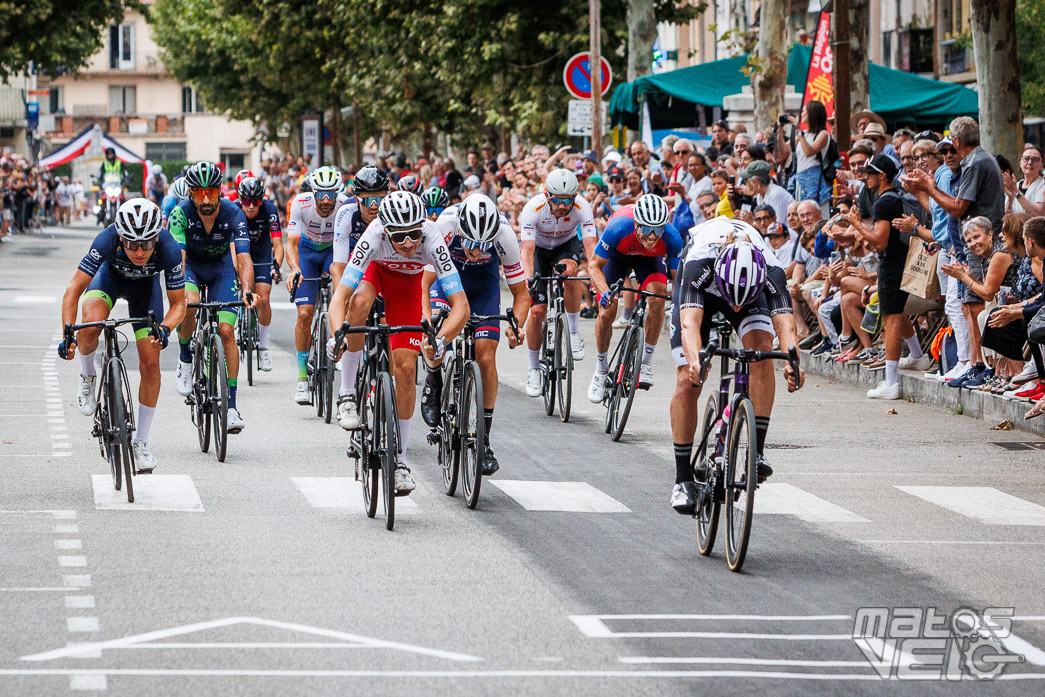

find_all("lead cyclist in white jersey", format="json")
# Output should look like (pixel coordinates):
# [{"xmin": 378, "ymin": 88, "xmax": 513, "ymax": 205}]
[{"xmin": 518, "ymin": 169, "xmax": 598, "ymax": 397}]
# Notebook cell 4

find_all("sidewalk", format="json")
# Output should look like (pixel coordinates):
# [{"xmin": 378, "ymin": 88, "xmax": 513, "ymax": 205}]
[{"xmin": 803, "ymin": 349, "xmax": 1045, "ymax": 438}]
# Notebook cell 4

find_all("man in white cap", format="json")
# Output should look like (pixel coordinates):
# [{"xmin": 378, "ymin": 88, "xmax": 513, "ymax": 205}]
[
  {"xmin": 667, "ymin": 138, "xmax": 696, "ymax": 207},
  {"xmin": 602, "ymin": 151, "xmax": 623, "ymax": 170}
]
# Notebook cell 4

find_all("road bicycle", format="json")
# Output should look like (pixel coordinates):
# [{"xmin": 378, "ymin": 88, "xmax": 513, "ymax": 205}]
[
  {"xmin": 336, "ymin": 313, "xmax": 438, "ymax": 531},
  {"xmin": 528, "ymin": 263, "xmax": 586, "ymax": 422},
  {"xmin": 691, "ymin": 316, "xmax": 800, "ymax": 572},
  {"xmin": 427, "ymin": 309, "xmax": 518, "ymax": 509},
  {"xmin": 235, "ymin": 300, "xmax": 260, "ymax": 387},
  {"xmin": 64, "ymin": 311, "xmax": 162, "ymax": 503},
  {"xmin": 600, "ymin": 280, "xmax": 671, "ymax": 442},
  {"xmin": 291, "ymin": 273, "xmax": 337, "ymax": 423},
  {"xmin": 185, "ymin": 294, "xmax": 246, "ymax": 463}
]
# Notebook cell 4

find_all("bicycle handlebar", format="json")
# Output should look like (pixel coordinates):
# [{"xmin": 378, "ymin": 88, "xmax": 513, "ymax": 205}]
[
  {"xmin": 289, "ymin": 272, "xmax": 329, "ymax": 298},
  {"xmin": 698, "ymin": 339, "xmax": 801, "ymax": 387},
  {"xmin": 605, "ymin": 279, "xmax": 672, "ymax": 303},
  {"xmin": 333, "ymin": 318, "xmax": 439, "ymax": 354},
  {"xmin": 186, "ymin": 299, "xmax": 247, "ymax": 310},
  {"xmin": 64, "ymin": 310, "xmax": 162, "ymax": 347}
]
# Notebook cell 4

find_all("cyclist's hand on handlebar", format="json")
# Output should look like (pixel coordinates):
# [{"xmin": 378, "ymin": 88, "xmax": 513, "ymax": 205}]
[
  {"xmin": 599, "ymin": 290, "xmax": 615, "ymax": 308},
  {"xmin": 422, "ymin": 335, "xmax": 446, "ymax": 362},
  {"xmin": 286, "ymin": 270, "xmax": 300, "ymax": 294},
  {"xmin": 326, "ymin": 336, "xmax": 341, "ymax": 361},
  {"xmin": 687, "ymin": 359, "xmax": 704, "ymax": 388},
  {"xmin": 149, "ymin": 324, "xmax": 171, "ymax": 349},
  {"xmin": 58, "ymin": 338, "xmax": 77, "ymax": 360},
  {"xmin": 243, "ymin": 290, "xmax": 257, "ymax": 309},
  {"xmin": 785, "ymin": 363, "xmax": 805, "ymax": 393},
  {"xmin": 505, "ymin": 325, "xmax": 524, "ymax": 348},
  {"xmin": 272, "ymin": 266, "xmax": 283, "ymax": 284}
]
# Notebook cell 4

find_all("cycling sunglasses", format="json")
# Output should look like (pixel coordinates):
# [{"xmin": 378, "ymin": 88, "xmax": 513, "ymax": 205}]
[
  {"xmin": 426, "ymin": 206, "xmax": 445, "ymax": 217},
  {"xmin": 637, "ymin": 224, "xmax": 664, "ymax": 238},
  {"xmin": 360, "ymin": 195, "xmax": 384, "ymax": 208},
  {"xmin": 124, "ymin": 238, "xmax": 157, "ymax": 252},
  {"xmin": 460, "ymin": 238, "xmax": 493, "ymax": 252},
  {"xmin": 388, "ymin": 227, "xmax": 423, "ymax": 244},
  {"xmin": 549, "ymin": 196, "xmax": 574, "ymax": 206},
  {"xmin": 190, "ymin": 187, "xmax": 221, "ymax": 202},
  {"xmin": 314, "ymin": 190, "xmax": 339, "ymax": 202},
  {"xmin": 240, "ymin": 197, "xmax": 262, "ymax": 207}
]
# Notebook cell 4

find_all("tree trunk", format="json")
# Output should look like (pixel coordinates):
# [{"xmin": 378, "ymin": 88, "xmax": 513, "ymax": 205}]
[
  {"xmin": 751, "ymin": 0, "xmax": 789, "ymax": 133},
  {"xmin": 728, "ymin": 0, "xmax": 750, "ymax": 57},
  {"xmin": 971, "ymin": 0, "xmax": 1022, "ymax": 163},
  {"xmin": 625, "ymin": 0, "xmax": 656, "ymax": 82},
  {"xmin": 849, "ymin": 0, "xmax": 870, "ymax": 115},
  {"xmin": 422, "ymin": 122, "xmax": 433, "ymax": 160}
]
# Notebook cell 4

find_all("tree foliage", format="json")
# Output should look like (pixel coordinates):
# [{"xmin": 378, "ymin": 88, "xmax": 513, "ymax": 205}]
[
  {"xmin": 1017, "ymin": 0, "xmax": 1045, "ymax": 116},
  {"xmin": 0, "ymin": 0, "xmax": 128, "ymax": 80}
]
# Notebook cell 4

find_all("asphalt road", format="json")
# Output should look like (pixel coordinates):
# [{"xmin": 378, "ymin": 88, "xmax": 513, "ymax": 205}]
[{"xmin": 1, "ymin": 223, "xmax": 1044, "ymax": 696}]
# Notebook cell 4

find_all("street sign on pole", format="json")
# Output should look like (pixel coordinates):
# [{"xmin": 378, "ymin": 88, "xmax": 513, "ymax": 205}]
[
  {"xmin": 563, "ymin": 53, "xmax": 612, "ymax": 100},
  {"xmin": 567, "ymin": 99, "xmax": 609, "ymax": 137},
  {"xmin": 301, "ymin": 112, "xmax": 322, "ymax": 165}
]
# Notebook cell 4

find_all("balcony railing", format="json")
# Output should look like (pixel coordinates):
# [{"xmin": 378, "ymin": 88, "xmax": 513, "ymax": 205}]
[
  {"xmin": 0, "ymin": 86, "xmax": 26, "ymax": 125},
  {"xmin": 45, "ymin": 113, "xmax": 185, "ymax": 138}
]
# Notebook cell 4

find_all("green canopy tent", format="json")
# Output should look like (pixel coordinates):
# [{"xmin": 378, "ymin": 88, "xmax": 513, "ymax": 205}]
[{"xmin": 609, "ymin": 43, "xmax": 979, "ymax": 131}]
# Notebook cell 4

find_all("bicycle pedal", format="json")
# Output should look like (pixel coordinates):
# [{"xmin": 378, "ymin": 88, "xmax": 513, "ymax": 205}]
[
  {"xmin": 90, "ymin": 425, "xmax": 101, "ymax": 438},
  {"xmin": 135, "ymin": 467, "xmax": 154, "ymax": 475},
  {"xmin": 394, "ymin": 489, "xmax": 412, "ymax": 498},
  {"xmin": 426, "ymin": 430, "xmax": 441, "ymax": 446},
  {"xmin": 183, "ymin": 396, "xmax": 194, "ymax": 406}
]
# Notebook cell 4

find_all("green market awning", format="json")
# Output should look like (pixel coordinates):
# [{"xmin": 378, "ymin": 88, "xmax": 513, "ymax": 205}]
[{"xmin": 609, "ymin": 43, "xmax": 979, "ymax": 130}]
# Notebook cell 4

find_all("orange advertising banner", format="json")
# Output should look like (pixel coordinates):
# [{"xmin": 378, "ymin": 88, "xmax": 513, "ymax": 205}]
[{"xmin": 801, "ymin": 11, "xmax": 834, "ymax": 127}]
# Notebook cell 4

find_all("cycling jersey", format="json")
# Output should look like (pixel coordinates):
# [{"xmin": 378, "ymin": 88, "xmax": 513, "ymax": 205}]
[
  {"xmin": 685, "ymin": 216, "xmax": 781, "ymax": 268},
  {"xmin": 287, "ymin": 192, "xmax": 349, "ymax": 251},
  {"xmin": 238, "ymin": 199, "xmax": 282, "ymax": 285},
  {"xmin": 519, "ymin": 192, "xmax": 597, "ymax": 250},
  {"xmin": 341, "ymin": 219, "xmax": 462, "ymax": 295},
  {"xmin": 78, "ymin": 225, "xmax": 184, "ymax": 289},
  {"xmin": 167, "ymin": 199, "xmax": 250, "ymax": 264},
  {"xmin": 160, "ymin": 193, "xmax": 180, "ymax": 221},
  {"xmin": 595, "ymin": 206, "xmax": 684, "ymax": 271},
  {"xmin": 332, "ymin": 202, "xmax": 372, "ymax": 264}
]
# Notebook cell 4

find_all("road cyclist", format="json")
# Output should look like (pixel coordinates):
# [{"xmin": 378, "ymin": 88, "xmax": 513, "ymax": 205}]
[{"xmin": 235, "ymin": 176, "xmax": 284, "ymax": 373}]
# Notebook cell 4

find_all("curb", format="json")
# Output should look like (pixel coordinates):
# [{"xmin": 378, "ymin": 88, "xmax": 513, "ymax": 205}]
[{"xmin": 803, "ymin": 350, "xmax": 1045, "ymax": 438}]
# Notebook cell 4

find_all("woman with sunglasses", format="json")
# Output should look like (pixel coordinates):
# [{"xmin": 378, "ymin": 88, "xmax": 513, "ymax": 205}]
[
  {"xmin": 420, "ymin": 193, "xmax": 531, "ymax": 474},
  {"xmin": 329, "ymin": 191, "xmax": 470, "ymax": 495},
  {"xmin": 59, "ymin": 198, "xmax": 186, "ymax": 473},
  {"xmin": 235, "ymin": 177, "xmax": 284, "ymax": 372}
]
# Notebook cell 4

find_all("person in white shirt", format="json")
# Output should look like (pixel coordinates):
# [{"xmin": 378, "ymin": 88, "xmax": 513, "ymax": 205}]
[
  {"xmin": 71, "ymin": 179, "xmax": 85, "ymax": 220},
  {"xmin": 739, "ymin": 161, "xmax": 793, "ymax": 227},
  {"xmin": 55, "ymin": 176, "xmax": 73, "ymax": 226}
]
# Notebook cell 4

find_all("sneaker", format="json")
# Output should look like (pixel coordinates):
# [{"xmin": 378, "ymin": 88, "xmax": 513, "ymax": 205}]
[
  {"xmin": 394, "ymin": 465, "xmax": 416, "ymax": 494},
  {"xmin": 257, "ymin": 349, "xmax": 272, "ymax": 372},
  {"xmin": 587, "ymin": 370, "xmax": 608, "ymax": 403},
  {"xmin": 899, "ymin": 354, "xmax": 932, "ymax": 371},
  {"xmin": 175, "ymin": 361, "xmax": 192, "ymax": 396},
  {"xmin": 227, "ymin": 407, "xmax": 245, "ymax": 433},
  {"xmin": 671, "ymin": 481, "xmax": 697, "ymax": 514},
  {"xmin": 294, "ymin": 379, "xmax": 311, "ymax": 404},
  {"xmin": 611, "ymin": 317, "xmax": 628, "ymax": 329},
  {"xmin": 482, "ymin": 445, "xmax": 499, "ymax": 476},
  {"xmin": 810, "ymin": 340, "xmax": 836, "ymax": 356},
  {"xmin": 798, "ymin": 332, "xmax": 822, "ymax": 350},
  {"xmin": 570, "ymin": 334, "xmax": 585, "ymax": 361},
  {"xmin": 1015, "ymin": 382, "xmax": 1045, "ymax": 401},
  {"xmin": 867, "ymin": 380, "xmax": 901, "ymax": 400},
  {"xmin": 420, "ymin": 371, "xmax": 442, "ymax": 427},
  {"xmin": 77, "ymin": 375, "xmax": 97, "ymax": 415},
  {"xmin": 756, "ymin": 455, "xmax": 773, "ymax": 483},
  {"xmin": 1010, "ymin": 362, "xmax": 1038, "ymax": 386},
  {"xmin": 638, "ymin": 363, "xmax": 654, "ymax": 389},
  {"xmin": 853, "ymin": 347, "xmax": 876, "ymax": 362},
  {"xmin": 863, "ymin": 355, "xmax": 886, "ymax": 371},
  {"xmin": 964, "ymin": 367, "xmax": 994, "ymax": 388},
  {"xmin": 337, "ymin": 397, "xmax": 360, "ymax": 430},
  {"xmin": 579, "ymin": 306, "xmax": 596, "ymax": 319},
  {"xmin": 525, "ymin": 369, "xmax": 542, "ymax": 398},
  {"xmin": 943, "ymin": 361, "xmax": 970, "ymax": 382},
  {"xmin": 132, "ymin": 441, "xmax": 157, "ymax": 473}
]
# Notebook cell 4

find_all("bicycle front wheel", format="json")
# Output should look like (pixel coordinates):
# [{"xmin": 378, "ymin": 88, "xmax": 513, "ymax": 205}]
[
  {"xmin": 210, "ymin": 335, "xmax": 229, "ymax": 463},
  {"xmin": 695, "ymin": 394, "xmax": 721, "ymax": 556},
  {"xmin": 375, "ymin": 372, "xmax": 398, "ymax": 531},
  {"xmin": 103, "ymin": 361, "xmax": 123, "ymax": 494},
  {"xmin": 609, "ymin": 327, "xmax": 642, "ymax": 442},
  {"xmin": 542, "ymin": 322, "xmax": 556, "ymax": 417},
  {"xmin": 724, "ymin": 397, "xmax": 757, "ymax": 572},
  {"xmin": 356, "ymin": 379, "xmax": 378, "ymax": 518},
  {"xmin": 192, "ymin": 338, "xmax": 211, "ymax": 453},
  {"xmin": 554, "ymin": 313, "xmax": 573, "ymax": 423},
  {"xmin": 460, "ymin": 361, "xmax": 485, "ymax": 510},
  {"xmin": 317, "ymin": 315, "xmax": 334, "ymax": 423},
  {"xmin": 439, "ymin": 361, "xmax": 458, "ymax": 497}
]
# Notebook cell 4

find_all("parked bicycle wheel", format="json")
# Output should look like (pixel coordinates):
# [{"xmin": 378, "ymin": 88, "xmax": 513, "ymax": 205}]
[
  {"xmin": 460, "ymin": 361, "xmax": 485, "ymax": 509},
  {"xmin": 192, "ymin": 337, "xmax": 211, "ymax": 453},
  {"xmin": 438, "ymin": 360, "xmax": 458, "ymax": 497},
  {"xmin": 554, "ymin": 313, "xmax": 572, "ymax": 423},
  {"xmin": 609, "ymin": 327, "xmax": 642, "ymax": 442},
  {"xmin": 694, "ymin": 394, "xmax": 721, "ymax": 556},
  {"xmin": 210, "ymin": 334, "xmax": 229, "ymax": 463},
  {"xmin": 724, "ymin": 397, "xmax": 757, "ymax": 572},
  {"xmin": 375, "ymin": 372, "xmax": 399, "ymax": 530}
]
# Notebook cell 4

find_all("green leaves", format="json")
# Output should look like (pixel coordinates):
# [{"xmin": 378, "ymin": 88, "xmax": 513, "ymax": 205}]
[{"xmin": 0, "ymin": 0, "xmax": 126, "ymax": 79}]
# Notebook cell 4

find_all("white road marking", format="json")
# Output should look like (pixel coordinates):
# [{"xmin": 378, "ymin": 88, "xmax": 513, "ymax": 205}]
[
  {"xmin": 54, "ymin": 524, "xmax": 79, "ymax": 534},
  {"xmin": 69, "ymin": 674, "xmax": 106, "ymax": 690},
  {"xmin": 0, "ymin": 587, "xmax": 76, "ymax": 592},
  {"xmin": 13, "ymin": 295, "xmax": 57, "ymax": 304},
  {"xmin": 1001, "ymin": 634, "xmax": 1045, "ymax": 667},
  {"xmin": 54, "ymin": 539, "xmax": 82, "ymax": 550},
  {"xmin": 570, "ymin": 614, "xmax": 852, "ymax": 640},
  {"xmin": 65, "ymin": 596, "xmax": 95, "ymax": 609},
  {"xmin": 620, "ymin": 657, "xmax": 869, "ymax": 667},
  {"xmin": 897, "ymin": 486, "xmax": 1045, "ymax": 526},
  {"xmin": 91, "ymin": 474, "xmax": 204, "ymax": 512},
  {"xmin": 488, "ymin": 480, "xmax": 631, "ymax": 512},
  {"xmin": 755, "ymin": 484, "xmax": 870, "ymax": 523},
  {"xmin": 63, "ymin": 576, "xmax": 91, "ymax": 588},
  {"xmin": 862, "ymin": 540, "xmax": 1045, "ymax": 545},
  {"xmin": 58, "ymin": 556, "xmax": 87, "ymax": 567},
  {"xmin": 66, "ymin": 617, "xmax": 99, "ymax": 632},
  {"xmin": 292, "ymin": 477, "xmax": 418, "ymax": 512}
]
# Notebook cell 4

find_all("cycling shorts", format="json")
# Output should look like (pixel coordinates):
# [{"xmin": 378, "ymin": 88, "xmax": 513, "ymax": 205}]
[
  {"xmin": 185, "ymin": 258, "xmax": 239, "ymax": 326},
  {"xmin": 601, "ymin": 253, "xmax": 668, "ymax": 291},
  {"xmin": 295, "ymin": 244, "xmax": 333, "ymax": 306},
  {"xmin": 84, "ymin": 263, "xmax": 165, "ymax": 340},
  {"xmin": 530, "ymin": 237, "xmax": 582, "ymax": 306},
  {"xmin": 669, "ymin": 285, "xmax": 775, "ymax": 368},
  {"xmin": 363, "ymin": 264, "xmax": 423, "ymax": 353},
  {"xmin": 431, "ymin": 269, "xmax": 501, "ymax": 342},
  {"xmin": 250, "ymin": 236, "xmax": 274, "ymax": 285}
]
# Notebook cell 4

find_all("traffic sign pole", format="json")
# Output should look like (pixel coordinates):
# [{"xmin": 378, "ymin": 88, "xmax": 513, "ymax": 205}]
[{"xmin": 589, "ymin": 0, "xmax": 602, "ymax": 152}]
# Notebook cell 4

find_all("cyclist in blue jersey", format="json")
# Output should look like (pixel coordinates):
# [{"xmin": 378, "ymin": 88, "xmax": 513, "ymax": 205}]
[
  {"xmin": 168, "ymin": 161, "xmax": 256, "ymax": 432},
  {"xmin": 161, "ymin": 178, "xmax": 189, "ymax": 225},
  {"xmin": 420, "ymin": 193, "xmax": 530, "ymax": 473},
  {"xmin": 236, "ymin": 176, "xmax": 284, "ymax": 372},
  {"xmin": 58, "ymin": 199, "xmax": 185, "ymax": 472},
  {"xmin": 586, "ymin": 194, "xmax": 681, "ymax": 403}
]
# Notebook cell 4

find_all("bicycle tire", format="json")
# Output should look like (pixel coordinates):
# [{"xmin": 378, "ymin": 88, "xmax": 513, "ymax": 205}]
[
  {"xmin": 115, "ymin": 358, "xmax": 137, "ymax": 502},
  {"xmin": 323, "ymin": 315, "xmax": 336, "ymax": 423},
  {"xmin": 106, "ymin": 359, "xmax": 134, "ymax": 503},
  {"xmin": 610, "ymin": 327, "xmax": 642, "ymax": 442},
  {"xmin": 376, "ymin": 372, "xmax": 398, "ymax": 530},
  {"xmin": 695, "ymin": 394, "xmax": 721, "ymax": 556},
  {"xmin": 460, "ymin": 361, "xmax": 485, "ymax": 510},
  {"xmin": 603, "ymin": 335, "xmax": 624, "ymax": 434},
  {"xmin": 725, "ymin": 397, "xmax": 757, "ymax": 572},
  {"xmin": 192, "ymin": 337, "xmax": 211, "ymax": 453},
  {"xmin": 317, "ymin": 315, "xmax": 333, "ymax": 422},
  {"xmin": 542, "ymin": 320, "xmax": 555, "ymax": 417},
  {"xmin": 211, "ymin": 335, "xmax": 229, "ymax": 463},
  {"xmin": 439, "ymin": 360, "xmax": 458, "ymax": 497},
  {"xmin": 554, "ymin": 313, "xmax": 573, "ymax": 423},
  {"xmin": 102, "ymin": 363, "xmax": 121, "ymax": 492},
  {"xmin": 356, "ymin": 373, "xmax": 378, "ymax": 518}
]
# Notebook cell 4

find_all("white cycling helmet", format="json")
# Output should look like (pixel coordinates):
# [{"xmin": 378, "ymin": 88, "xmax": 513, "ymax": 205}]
[
  {"xmin": 378, "ymin": 190, "xmax": 426, "ymax": 230},
  {"xmin": 633, "ymin": 194, "xmax": 670, "ymax": 227},
  {"xmin": 115, "ymin": 198, "xmax": 162, "ymax": 242},
  {"xmin": 457, "ymin": 194, "xmax": 500, "ymax": 245},
  {"xmin": 170, "ymin": 178, "xmax": 189, "ymax": 200},
  {"xmin": 308, "ymin": 166, "xmax": 343, "ymax": 192},
  {"xmin": 153, "ymin": 165, "xmax": 163, "ymax": 174},
  {"xmin": 545, "ymin": 168, "xmax": 579, "ymax": 198}
]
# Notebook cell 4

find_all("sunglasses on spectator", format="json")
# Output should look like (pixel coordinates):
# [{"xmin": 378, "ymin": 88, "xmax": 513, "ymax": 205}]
[
  {"xmin": 190, "ymin": 187, "xmax": 221, "ymax": 202},
  {"xmin": 124, "ymin": 238, "xmax": 157, "ymax": 252},
  {"xmin": 900, "ymin": 155, "xmax": 915, "ymax": 162},
  {"xmin": 637, "ymin": 224, "xmax": 664, "ymax": 238},
  {"xmin": 549, "ymin": 196, "xmax": 574, "ymax": 206},
  {"xmin": 360, "ymin": 195, "xmax": 383, "ymax": 208},
  {"xmin": 240, "ymin": 197, "xmax": 262, "ymax": 207},
  {"xmin": 426, "ymin": 206, "xmax": 445, "ymax": 217},
  {"xmin": 938, "ymin": 147, "xmax": 956, "ymax": 155},
  {"xmin": 314, "ymin": 190, "xmax": 338, "ymax": 202},
  {"xmin": 387, "ymin": 227, "xmax": 423, "ymax": 244},
  {"xmin": 754, "ymin": 215, "xmax": 774, "ymax": 224},
  {"xmin": 461, "ymin": 238, "xmax": 493, "ymax": 252},
  {"xmin": 675, "ymin": 149, "xmax": 691, "ymax": 155}
]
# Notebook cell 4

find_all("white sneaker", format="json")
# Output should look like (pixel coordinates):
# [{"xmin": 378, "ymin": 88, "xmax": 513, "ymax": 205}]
[
  {"xmin": 570, "ymin": 333, "xmax": 585, "ymax": 361},
  {"xmin": 611, "ymin": 317, "xmax": 628, "ymax": 329},
  {"xmin": 867, "ymin": 380, "xmax": 901, "ymax": 400},
  {"xmin": 132, "ymin": 441, "xmax": 157, "ymax": 472},
  {"xmin": 77, "ymin": 375, "xmax": 97, "ymax": 415},
  {"xmin": 587, "ymin": 371, "xmax": 608, "ymax": 403},
  {"xmin": 257, "ymin": 349, "xmax": 272, "ymax": 372},
  {"xmin": 394, "ymin": 465, "xmax": 416, "ymax": 494},
  {"xmin": 227, "ymin": 407, "xmax": 245, "ymax": 433},
  {"xmin": 525, "ymin": 369, "xmax": 543, "ymax": 398},
  {"xmin": 337, "ymin": 398, "xmax": 360, "ymax": 430},
  {"xmin": 175, "ymin": 361, "xmax": 192, "ymax": 396},
  {"xmin": 1012, "ymin": 362, "xmax": 1038, "ymax": 384},
  {"xmin": 639, "ymin": 363, "xmax": 654, "ymax": 389},
  {"xmin": 294, "ymin": 380, "xmax": 310, "ymax": 405},
  {"xmin": 898, "ymin": 354, "xmax": 931, "ymax": 371},
  {"xmin": 943, "ymin": 361, "xmax": 969, "ymax": 381}
]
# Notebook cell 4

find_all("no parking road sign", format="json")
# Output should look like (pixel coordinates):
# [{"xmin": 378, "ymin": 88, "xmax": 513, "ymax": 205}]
[{"xmin": 563, "ymin": 52, "xmax": 612, "ymax": 100}]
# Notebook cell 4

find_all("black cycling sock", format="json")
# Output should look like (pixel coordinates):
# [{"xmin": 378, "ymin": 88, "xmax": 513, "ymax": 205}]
[
  {"xmin": 484, "ymin": 408, "xmax": 494, "ymax": 446},
  {"xmin": 674, "ymin": 442, "xmax": 693, "ymax": 484},
  {"xmin": 755, "ymin": 416, "xmax": 770, "ymax": 456},
  {"xmin": 425, "ymin": 366, "xmax": 443, "ymax": 390}
]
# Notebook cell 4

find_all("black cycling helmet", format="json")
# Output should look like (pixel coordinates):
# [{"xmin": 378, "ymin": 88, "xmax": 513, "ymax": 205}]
[
  {"xmin": 105, "ymin": 147, "xmax": 116, "ymax": 158},
  {"xmin": 237, "ymin": 176, "xmax": 265, "ymax": 200},
  {"xmin": 299, "ymin": 177, "xmax": 312, "ymax": 193},
  {"xmin": 420, "ymin": 186, "xmax": 449, "ymax": 209},
  {"xmin": 397, "ymin": 173, "xmax": 423, "ymax": 195},
  {"xmin": 184, "ymin": 161, "xmax": 224, "ymax": 189},
  {"xmin": 352, "ymin": 165, "xmax": 390, "ymax": 194}
]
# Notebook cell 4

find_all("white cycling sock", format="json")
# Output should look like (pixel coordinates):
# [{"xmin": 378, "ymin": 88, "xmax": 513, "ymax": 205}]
[
  {"xmin": 596, "ymin": 351, "xmax": 609, "ymax": 373},
  {"xmin": 398, "ymin": 418, "xmax": 411, "ymax": 456},
  {"xmin": 258, "ymin": 323, "xmax": 270, "ymax": 350},
  {"xmin": 567, "ymin": 312, "xmax": 580, "ymax": 335},
  {"xmin": 904, "ymin": 333, "xmax": 924, "ymax": 359},
  {"xmin": 80, "ymin": 351, "xmax": 97, "ymax": 377},
  {"xmin": 135, "ymin": 404, "xmax": 155, "ymax": 444},
  {"xmin": 885, "ymin": 360, "xmax": 899, "ymax": 387},
  {"xmin": 642, "ymin": 342, "xmax": 656, "ymax": 366},
  {"xmin": 341, "ymin": 350, "xmax": 362, "ymax": 397},
  {"xmin": 528, "ymin": 348, "xmax": 541, "ymax": 371}
]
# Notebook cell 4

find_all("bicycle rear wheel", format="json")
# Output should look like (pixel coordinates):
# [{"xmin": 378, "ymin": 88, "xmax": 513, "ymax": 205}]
[
  {"xmin": 725, "ymin": 397, "xmax": 757, "ymax": 572},
  {"xmin": 106, "ymin": 359, "xmax": 135, "ymax": 503},
  {"xmin": 439, "ymin": 361, "xmax": 458, "ymax": 497},
  {"xmin": 210, "ymin": 335, "xmax": 229, "ymax": 463},
  {"xmin": 554, "ymin": 313, "xmax": 573, "ymax": 423},
  {"xmin": 375, "ymin": 372, "xmax": 398, "ymax": 530},
  {"xmin": 238, "ymin": 310, "xmax": 255, "ymax": 387},
  {"xmin": 695, "ymin": 394, "xmax": 721, "ymax": 556},
  {"xmin": 609, "ymin": 327, "xmax": 642, "ymax": 442},
  {"xmin": 192, "ymin": 338, "xmax": 210, "ymax": 453},
  {"xmin": 460, "ymin": 361, "xmax": 485, "ymax": 510}
]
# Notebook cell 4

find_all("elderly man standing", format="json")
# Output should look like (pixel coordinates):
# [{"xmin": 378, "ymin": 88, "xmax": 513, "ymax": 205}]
[
  {"xmin": 739, "ymin": 161, "xmax": 793, "ymax": 226},
  {"xmin": 55, "ymin": 176, "xmax": 73, "ymax": 226}
]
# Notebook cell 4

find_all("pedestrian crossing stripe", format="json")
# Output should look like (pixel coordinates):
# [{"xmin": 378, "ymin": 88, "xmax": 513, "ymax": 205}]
[
  {"xmin": 487, "ymin": 480, "xmax": 631, "ymax": 512},
  {"xmin": 755, "ymin": 484, "xmax": 870, "ymax": 523},
  {"xmin": 896, "ymin": 486, "xmax": 1045, "ymax": 526},
  {"xmin": 292, "ymin": 477, "xmax": 418, "ymax": 512},
  {"xmin": 91, "ymin": 475, "xmax": 203, "ymax": 512}
]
